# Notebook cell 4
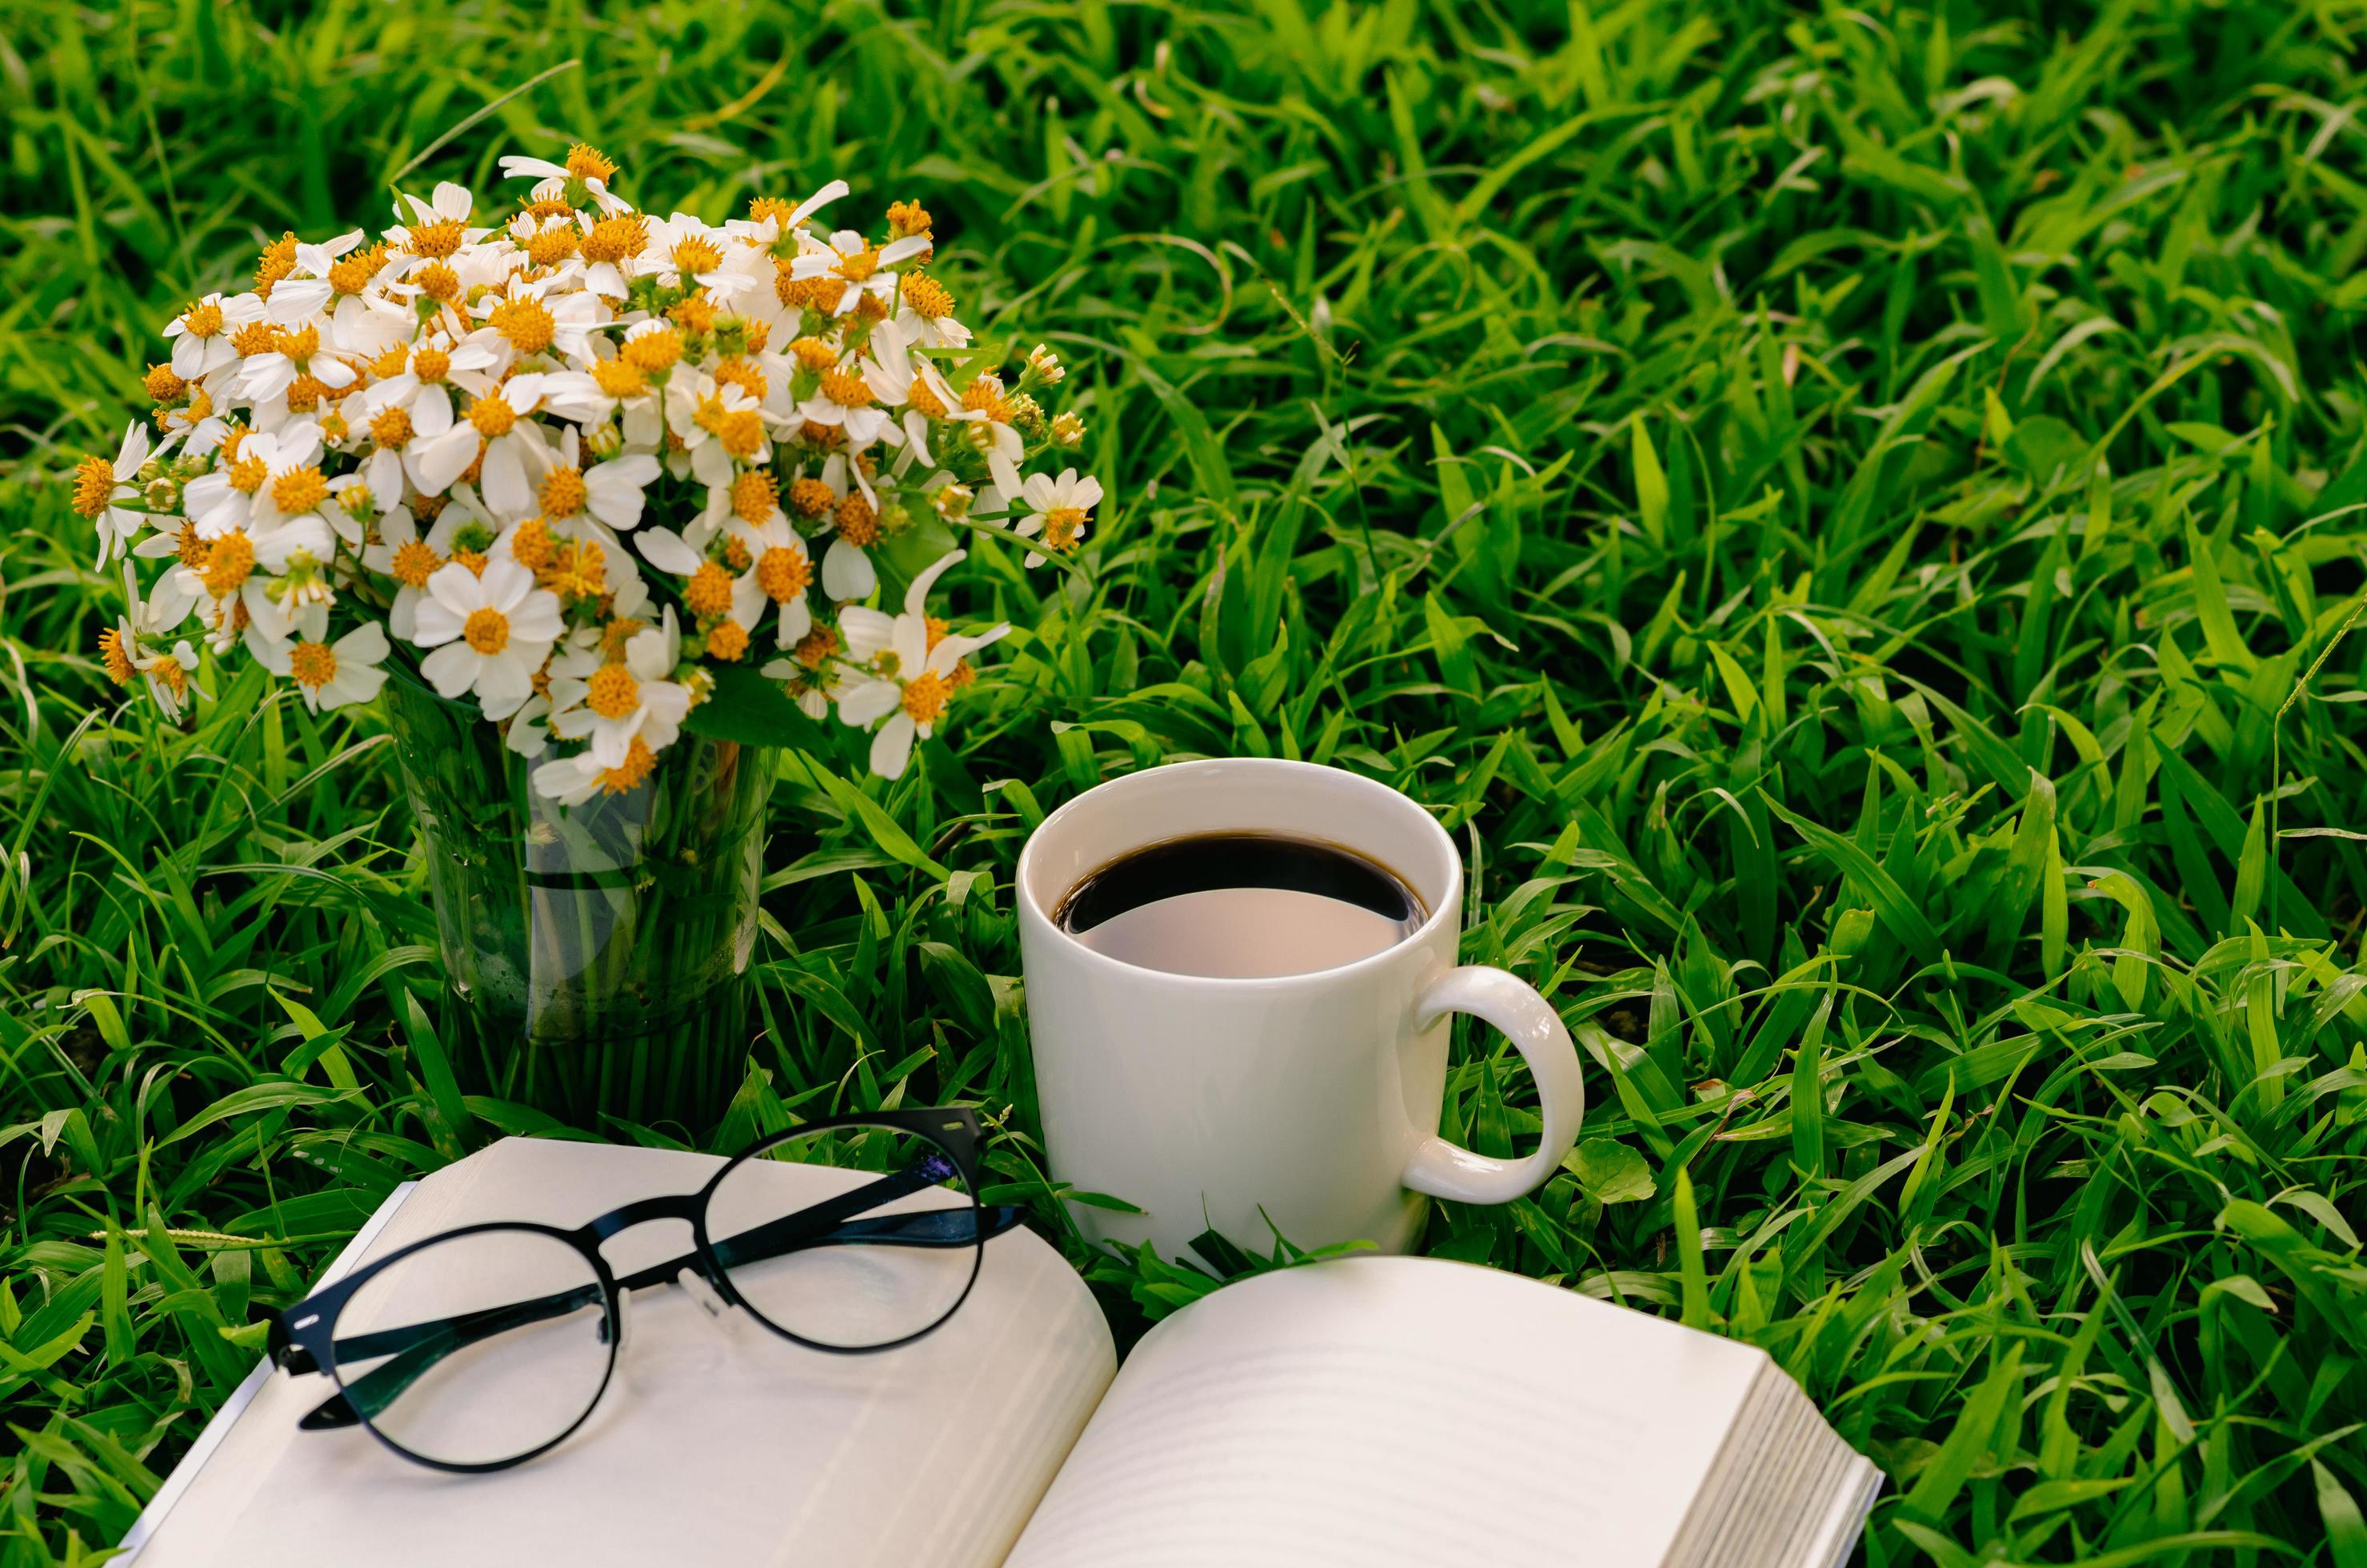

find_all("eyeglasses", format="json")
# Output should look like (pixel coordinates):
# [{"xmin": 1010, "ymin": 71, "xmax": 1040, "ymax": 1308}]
[{"xmin": 266, "ymin": 1108, "xmax": 1022, "ymax": 1473}]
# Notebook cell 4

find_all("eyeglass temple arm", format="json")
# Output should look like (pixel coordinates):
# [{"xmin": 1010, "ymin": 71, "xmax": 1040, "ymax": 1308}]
[{"xmin": 287, "ymin": 1185, "xmax": 1022, "ymax": 1430}]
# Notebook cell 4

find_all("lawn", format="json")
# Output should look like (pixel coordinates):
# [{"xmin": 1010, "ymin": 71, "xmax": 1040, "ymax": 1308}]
[{"xmin": 5, "ymin": 0, "xmax": 2367, "ymax": 1561}]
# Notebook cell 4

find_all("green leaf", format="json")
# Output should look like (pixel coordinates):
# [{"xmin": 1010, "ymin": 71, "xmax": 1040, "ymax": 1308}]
[
  {"xmin": 1569, "ymin": 1138, "xmax": 1655, "ymax": 1204},
  {"xmin": 682, "ymin": 660, "xmax": 834, "ymax": 750}
]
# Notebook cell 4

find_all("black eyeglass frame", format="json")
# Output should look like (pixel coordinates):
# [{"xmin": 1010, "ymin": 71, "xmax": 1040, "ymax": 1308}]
[{"xmin": 266, "ymin": 1106, "xmax": 1019, "ymax": 1474}]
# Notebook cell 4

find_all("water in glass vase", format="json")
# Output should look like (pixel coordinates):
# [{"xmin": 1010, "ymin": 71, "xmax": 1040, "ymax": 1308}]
[{"xmin": 382, "ymin": 671, "xmax": 773, "ymax": 1131}]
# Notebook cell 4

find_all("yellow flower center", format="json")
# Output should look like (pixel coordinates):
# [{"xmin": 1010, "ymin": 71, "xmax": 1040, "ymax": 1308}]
[
  {"xmin": 490, "ymin": 295, "xmax": 556, "ymax": 354},
  {"xmin": 835, "ymin": 246, "xmax": 881, "ymax": 282},
  {"xmin": 730, "ymin": 469, "xmax": 778, "ymax": 523},
  {"xmin": 71, "ymin": 455, "xmax": 115, "ymax": 518},
  {"xmin": 276, "ymin": 323, "xmax": 320, "ymax": 362},
  {"xmin": 718, "ymin": 409, "xmax": 766, "ymax": 458},
  {"xmin": 226, "ymin": 453, "xmax": 268, "ymax": 493},
  {"xmin": 887, "ymin": 199, "xmax": 934, "ymax": 239},
  {"xmin": 413, "ymin": 346, "xmax": 452, "ymax": 383},
  {"xmin": 146, "ymin": 363, "xmax": 188, "ymax": 402},
  {"xmin": 541, "ymin": 539, "xmax": 607, "ymax": 602},
  {"xmin": 289, "ymin": 640, "xmax": 338, "ymax": 688},
  {"xmin": 285, "ymin": 374, "xmax": 332, "ymax": 414},
  {"xmin": 622, "ymin": 329, "xmax": 682, "ymax": 374},
  {"xmin": 790, "ymin": 337, "xmax": 837, "ymax": 372},
  {"xmin": 272, "ymin": 465, "xmax": 330, "ymax": 514},
  {"xmin": 582, "ymin": 215, "xmax": 648, "ymax": 265},
  {"xmin": 540, "ymin": 466, "xmax": 587, "ymax": 518},
  {"xmin": 525, "ymin": 226, "xmax": 578, "ymax": 269},
  {"xmin": 151, "ymin": 658, "xmax": 188, "ymax": 697},
  {"xmin": 1042, "ymin": 506, "xmax": 1086, "ymax": 551},
  {"xmin": 899, "ymin": 272, "xmax": 954, "ymax": 320},
  {"xmin": 182, "ymin": 300, "xmax": 225, "ymax": 338},
  {"xmin": 671, "ymin": 235, "xmax": 725, "ymax": 277},
  {"xmin": 963, "ymin": 374, "xmax": 1013, "ymax": 422},
  {"xmin": 789, "ymin": 478, "xmax": 835, "ymax": 518},
  {"xmin": 175, "ymin": 522, "xmax": 208, "ymax": 567},
  {"xmin": 509, "ymin": 516, "xmax": 554, "ymax": 571},
  {"xmin": 462, "ymin": 606, "xmax": 510, "ymax": 654},
  {"xmin": 834, "ymin": 493, "xmax": 879, "ymax": 547},
  {"xmin": 329, "ymin": 244, "xmax": 387, "ymax": 296},
  {"xmin": 370, "ymin": 406, "xmax": 414, "ymax": 449},
  {"xmin": 906, "ymin": 375, "xmax": 947, "ymax": 419},
  {"xmin": 821, "ymin": 370, "xmax": 874, "ymax": 408},
  {"xmin": 98, "ymin": 626, "xmax": 137, "ymax": 685},
  {"xmin": 390, "ymin": 538, "xmax": 442, "ymax": 588},
  {"xmin": 566, "ymin": 142, "xmax": 619, "ymax": 183},
  {"xmin": 407, "ymin": 217, "xmax": 466, "ymax": 259},
  {"xmin": 714, "ymin": 358, "xmax": 766, "ymax": 405},
  {"xmin": 600, "ymin": 617, "xmax": 646, "ymax": 660},
  {"xmin": 468, "ymin": 397, "xmax": 518, "ymax": 438},
  {"xmin": 706, "ymin": 620, "xmax": 750, "ymax": 662},
  {"xmin": 230, "ymin": 320, "xmax": 279, "ymax": 358},
  {"xmin": 599, "ymin": 737, "xmax": 657, "ymax": 794},
  {"xmin": 669, "ymin": 292, "xmax": 717, "ymax": 336},
  {"xmin": 685, "ymin": 562, "xmax": 736, "ymax": 618},
  {"xmin": 592, "ymin": 358, "xmax": 648, "ymax": 398},
  {"xmin": 203, "ymin": 531, "xmax": 256, "ymax": 596},
  {"xmin": 254, "ymin": 232, "xmax": 298, "ymax": 297},
  {"xmin": 794, "ymin": 624, "xmax": 838, "ymax": 670},
  {"xmin": 586, "ymin": 662, "xmax": 641, "ymax": 720},
  {"xmin": 901, "ymin": 670, "xmax": 952, "ymax": 726},
  {"xmin": 414, "ymin": 262, "xmax": 462, "ymax": 302},
  {"xmin": 757, "ymin": 545, "xmax": 811, "ymax": 604}
]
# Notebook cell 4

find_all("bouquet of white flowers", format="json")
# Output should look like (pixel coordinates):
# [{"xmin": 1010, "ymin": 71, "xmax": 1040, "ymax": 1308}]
[
  {"xmin": 70, "ymin": 142, "xmax": 1105, "ymax": 1125},
  {"xmin": 75, "ymin": 141, "xmax": 1102, "ymax": 787}
]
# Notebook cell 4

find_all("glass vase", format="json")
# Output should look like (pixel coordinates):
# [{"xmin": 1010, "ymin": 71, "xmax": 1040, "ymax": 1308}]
[{"xmin": 381, "ymin": 671, "xmax": 773, "ymax": 1132}]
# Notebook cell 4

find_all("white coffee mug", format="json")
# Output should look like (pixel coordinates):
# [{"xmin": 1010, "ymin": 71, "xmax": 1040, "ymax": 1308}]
[{"xmin": 1016, "ymin": 758, "xmax": 1585, "ymax": 1261}]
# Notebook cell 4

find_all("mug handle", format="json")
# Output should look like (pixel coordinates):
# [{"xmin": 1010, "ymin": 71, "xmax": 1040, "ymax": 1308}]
[{"xmin": 1400, "ymin": 966, "xmax": 1586, "ymax": 1205}]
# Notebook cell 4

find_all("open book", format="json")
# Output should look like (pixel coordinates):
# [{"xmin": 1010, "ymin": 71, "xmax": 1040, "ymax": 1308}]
[{"xmin": 124, "ymin": 1138, "xmax": 1877, "ymax": 1567}]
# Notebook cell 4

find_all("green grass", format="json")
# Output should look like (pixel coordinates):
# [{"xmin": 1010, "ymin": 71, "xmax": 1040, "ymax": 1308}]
[{"xmin": 5, "ymin": 0, "xmax": 2367, "ymax": 1561}]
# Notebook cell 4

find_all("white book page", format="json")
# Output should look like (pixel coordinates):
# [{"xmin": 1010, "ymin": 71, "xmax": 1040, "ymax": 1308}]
[
  {"xmin": 1004, "ymin": 1256, "xmax": 1765, "ymax": 1568},
  {"xmin": 131, "ymin": 1137, "xmax": 1115, "ymax": 1568}
]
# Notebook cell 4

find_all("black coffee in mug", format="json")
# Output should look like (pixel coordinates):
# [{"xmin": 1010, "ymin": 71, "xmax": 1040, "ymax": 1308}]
[{"xmin": 1054, "ymin": 832, "xmax": 1426, "ymax": 978}]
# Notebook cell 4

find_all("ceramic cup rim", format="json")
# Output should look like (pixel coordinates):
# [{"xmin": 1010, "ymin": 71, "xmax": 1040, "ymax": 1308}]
[{"xmin": 1015, "ymin": 757, "xmax": 1463, "ymax": 989}]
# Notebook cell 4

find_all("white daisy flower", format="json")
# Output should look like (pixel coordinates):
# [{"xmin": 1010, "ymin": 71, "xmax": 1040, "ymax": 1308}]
[
  {"xmin": 549, "ymin": 606, "xmax": 692, "ymax": 766},
  {"xmin": 663, "ymin": 374, "xmax": 768, "ymax": 489},
  {"xmin": 71, "ymin": 422, "xmax": 170, "ymax": 566},
  {"xmin": 410, "ymin": 557, "xmax": 564, "ymax": 718},
  {"xmin": 263, "ymin": 230, "xmax": 366, "ymax": 325},
  {"xmin": 1006, "ymin": 466, "xmax": 1104, "ymax": 567},
  {"xmin": 411, "ymin": 374, "xmax": 550, "ymax": 518},
  {"xmin": 274, "ymin": 620, "xmax": 391, "ymax": 713},
  {"xmin": 355, "ymin": 330, "xmax": 498, "ymax": 448},
  {"xmin": 725, "ymin": 512, "xmax": 816, "ymax": 649},
  {"xmin": 799, "ymin": 320, "xmax": 909, "ymax": 452},
  {"xmin": 635, "ymin": 214, "xmax": 750, "ymax": 298},
  {"xmin": 385, "ymin": 182, "xmax": 490, "ymax": 274},
  {"xmin": 235, "ymin": 317, "xmax": 356, "ymax": 405},
  {"xmin": 467, "ymin": 274, "xmax": 605, "ymax": 368},
  {"xmin": 833, "ymin": 550, "xmax": 1009, "ymax": 779},
  {"xmin": 787, "ymin": 227, "xmax": 931, "ymax": 315},
  {"xmin": 162, "ymin": 293, "xmax": 267, "ymax": 382},
  {"xmin": 99, "ymin": 594, "xmax": 204, "ymax": 722},
  {"xmin": 527, "ymin": 426, "xmax": 662, "ymax": 534},
  {"xmin": 497, "ymin": 154, "xmax": 630, "ymax": 216},
  {"xmin": 359, "ymin": 502, "xmax": 468, "ymax": 641}
]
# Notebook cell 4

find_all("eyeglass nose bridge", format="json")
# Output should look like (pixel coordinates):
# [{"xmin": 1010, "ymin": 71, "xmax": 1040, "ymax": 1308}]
[{"xmin": 580, "ymin": 1190, "xmax": 705, "ymax": 1244}]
